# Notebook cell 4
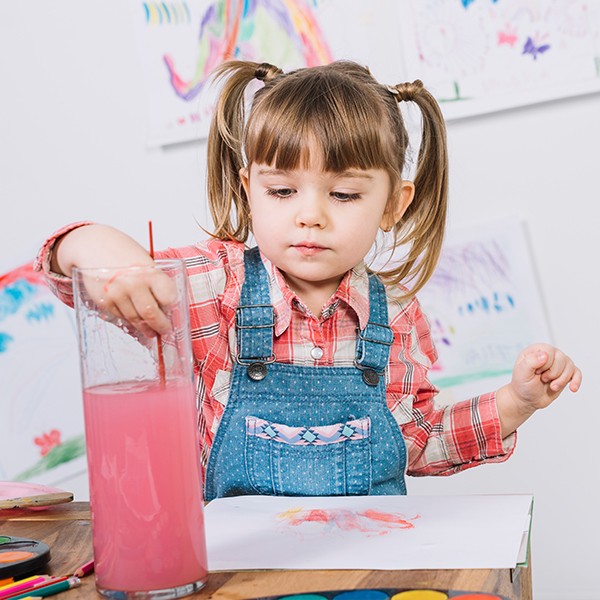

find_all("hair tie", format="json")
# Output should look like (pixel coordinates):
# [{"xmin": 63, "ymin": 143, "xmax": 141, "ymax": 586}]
[
  {"xmin": 254, "ymin": 62, "xmax": 282, "ymax": 83},
  {"xmin": 388, "ymin": 79, "xmax": 424, "ymax": 102}
]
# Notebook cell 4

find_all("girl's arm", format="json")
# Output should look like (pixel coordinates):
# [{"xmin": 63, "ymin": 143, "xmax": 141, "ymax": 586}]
[
  {"xmin": 49, "ymin": 224, "xmax": 175, "ymax": 337},
  {"xmin": 392, "ymin": 298, "xmax": 515, "ymax": 477},
  {"xmin": 51, "ymin": 223, "xmax": 153, "ymax": 275},
  {"xmin": 495, "ymin": 343, "xmax": 582, "ymax": 438}
]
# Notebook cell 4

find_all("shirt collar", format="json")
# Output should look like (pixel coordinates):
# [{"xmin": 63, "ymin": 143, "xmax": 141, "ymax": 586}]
[
  {"xmin": 259, "ymin": 252, "xmax": 372, "ymax": 335},
  {"xmin": 335, "ymin": 262, "xmax": 371, "ymax": 330}
]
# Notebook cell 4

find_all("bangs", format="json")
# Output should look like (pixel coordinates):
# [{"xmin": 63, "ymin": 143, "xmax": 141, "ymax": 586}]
[{"xmin": 244, "ymin": 66, "xmax": 402, "ymax": 174}]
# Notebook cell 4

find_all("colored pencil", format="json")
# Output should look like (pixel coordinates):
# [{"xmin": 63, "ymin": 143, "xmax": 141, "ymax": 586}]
[
  {"xmin": 6, "ymin": 577, "xmax": 80, "ymax": 600},
  {"xmin": 0, "ymin": 578, "xmax": 43, "ymax": 593},
  {"xmin": 0, "ymin": 577, "xmax": 68, "ymax": 600},
  {"xmin": 72, "ymin": 559, "xmax": 94, "ymax": 578},
  {"xmin": 0, "ymin": 577, "xmax": 49, "ymax": 598}
]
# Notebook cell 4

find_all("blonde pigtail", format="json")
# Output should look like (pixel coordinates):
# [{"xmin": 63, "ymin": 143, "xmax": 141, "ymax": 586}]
[
  {"xmin": 206, "ymin": 61, "xmax": 283, "ymax": 242},
  {"xmin": 382, "ymin": 81, "xmax": 448, "ymax": 298}
]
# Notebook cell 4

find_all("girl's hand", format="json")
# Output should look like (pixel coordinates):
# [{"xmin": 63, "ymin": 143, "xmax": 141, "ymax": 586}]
[
  {"xmin": 496, "ymin": 343, "xmax": 582, "ymax": 438},
  {"xmin": 52, "ymin": 224, "xmax": 176, "ymax": 337},
  {"xmin": 80, "ymin": 265, "xmax": 177, "ymax": 338},
  {"xmin": 511, "ymin": 343, "xmax": 582, "ymax": 406}
]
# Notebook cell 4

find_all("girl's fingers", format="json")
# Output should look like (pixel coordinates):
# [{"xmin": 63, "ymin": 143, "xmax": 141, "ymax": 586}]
[
  {"xmin": 90, "ymin": 267, "xmax": 174, "ymax": 336},
  {"xmin": 130, "ymin": 289, "xmax": 172, "ymax": 335},
  {"xmin": 110, "ymin": 295, "xmax": 158, "ymax": 338},
  {"xmin": 569, "ymin": 368, "xmax": 583, "ymax": 392},
  {"xmin": 150, "ymin": 272, "xmax": 178, "ymax": 308},
  {"xmin": 545, "ymin": 362, "xmax": 582, "ymax": 394},
  {"xmin": 537, "ymin": 351, "xmax": 566, "ymax": 383},
  {"xmin": 547, "ymin": 363, "xmax": 576, "ymax": 392}
]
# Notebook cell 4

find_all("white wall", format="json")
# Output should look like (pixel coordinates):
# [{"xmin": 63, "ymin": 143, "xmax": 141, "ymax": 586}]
[{"xmin": 2, "ymin": 3, "xmax": 599, "ymax": 599}]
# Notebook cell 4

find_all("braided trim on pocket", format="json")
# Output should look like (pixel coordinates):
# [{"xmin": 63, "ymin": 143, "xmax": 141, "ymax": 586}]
[{"xmin": 245, "ymin": 416, "xmax": 371, "ymax": 446}]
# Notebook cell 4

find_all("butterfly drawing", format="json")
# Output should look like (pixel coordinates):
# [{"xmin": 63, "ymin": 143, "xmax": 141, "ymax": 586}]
[{"xmin": 522, "ymin": 36, "xmax": 551, "ymax": 59}]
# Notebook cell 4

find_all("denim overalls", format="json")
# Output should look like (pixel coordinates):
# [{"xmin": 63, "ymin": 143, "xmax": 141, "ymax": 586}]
[{"xmin": 204, "ymin": 247, "xmax": 407, "ymax": 500}]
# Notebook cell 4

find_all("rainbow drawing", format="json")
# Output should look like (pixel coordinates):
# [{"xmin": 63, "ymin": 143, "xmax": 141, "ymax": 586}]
[
  {"xmin": 143, "ymin": 2, "xmax": 192, "ymax": 25},
  {"xmin": 163, "ymin": 0, "xmax": 333, "ymax": 101}
]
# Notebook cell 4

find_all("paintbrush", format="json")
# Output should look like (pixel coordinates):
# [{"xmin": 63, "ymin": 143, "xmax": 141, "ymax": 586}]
[
  {"xmin": 148, "ymin": 221, "xmax": 166, "ymax": 387},
  {"xmin": 0, "ymin": 493, "xmax": 73, "ymax": 511}
]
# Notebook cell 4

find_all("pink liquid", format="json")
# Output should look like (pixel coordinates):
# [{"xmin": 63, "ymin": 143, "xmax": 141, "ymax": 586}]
[{"xmin": 83, "ymin": 380, "xmax": 208, "ymax": 593}]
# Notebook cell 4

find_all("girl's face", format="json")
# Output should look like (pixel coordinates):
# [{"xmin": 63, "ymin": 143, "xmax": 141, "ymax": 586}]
[{"xmin": 241, "ymin": 147, "xmax": 414, "ymax": 305}]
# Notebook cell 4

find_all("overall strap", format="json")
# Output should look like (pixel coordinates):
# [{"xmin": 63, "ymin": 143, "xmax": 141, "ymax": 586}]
[
  {"xmin": 236, "ymin": 247, "xmax": 275, "ymax": 364},
  {"xmin": 354, "ymin": 273, "xmax": 394, "ymax": 376}
]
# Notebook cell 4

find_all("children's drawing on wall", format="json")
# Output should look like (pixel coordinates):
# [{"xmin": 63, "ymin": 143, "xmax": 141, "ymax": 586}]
[
  {"xmin": 130, "ymin": 0, "xmax": 406, "ymax": 145},
  {"xmin": 0, "ymin": 263, "xmax": 86, "ymax": 487},
  {"xmin": 417, "ymin": 218, "xmax": 551, "ymax": 403},
  {"xmin": 398, "ymin": 0, "xmax": 600, "ymax": 119}
]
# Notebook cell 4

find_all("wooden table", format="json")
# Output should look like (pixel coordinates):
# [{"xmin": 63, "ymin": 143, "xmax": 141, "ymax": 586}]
[{"xmin": 0, "ymin": 502, "xmax": 532, "ymax": 599}]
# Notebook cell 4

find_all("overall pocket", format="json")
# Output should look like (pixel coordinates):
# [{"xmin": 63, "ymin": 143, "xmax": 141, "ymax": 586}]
[{"xmin": 244, "ymin": 416, "xmax": 372, "ymax": 496}]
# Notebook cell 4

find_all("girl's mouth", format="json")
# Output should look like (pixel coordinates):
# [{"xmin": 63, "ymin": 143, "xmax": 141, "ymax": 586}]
[{"xmin": 293, "ymin": 243, "xmax": 327, "ymax": 256}]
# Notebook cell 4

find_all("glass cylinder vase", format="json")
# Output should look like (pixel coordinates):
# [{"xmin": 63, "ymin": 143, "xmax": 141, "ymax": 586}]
[{"xmin": 73, "ymin": 260, "xmax": 207, "ymax": 599}]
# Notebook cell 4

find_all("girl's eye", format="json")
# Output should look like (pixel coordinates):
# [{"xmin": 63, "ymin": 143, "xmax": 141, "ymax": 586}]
[
  {"xmin": 266, "ymin": 187, "xmax": 295, "ymax": 198},
  {"xmin": 331, "ymin": 191, "xmax": 361, "ymax": 202}
]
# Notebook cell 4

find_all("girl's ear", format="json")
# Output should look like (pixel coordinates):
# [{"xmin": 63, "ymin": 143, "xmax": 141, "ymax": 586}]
[
  {"xmin": 239, "ymin": 167, "xmax": 249, "ymax": 196},
  {"xmin": 381, "ymin": 180, "xmax": 415, "ymax": 231}
]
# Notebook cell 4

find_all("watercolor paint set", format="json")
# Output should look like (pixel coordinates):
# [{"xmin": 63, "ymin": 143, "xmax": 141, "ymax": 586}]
[
  {"xmin": 0, "ymin": 536, "xmax": 50, "ymax": 580},
  {"xmin": 255, "ymin": 590, "xmax": 510, "ymax": 600}
]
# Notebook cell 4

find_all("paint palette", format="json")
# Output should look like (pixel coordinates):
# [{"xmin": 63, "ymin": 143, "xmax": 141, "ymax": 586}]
[
  {"xmin": 255, "ymin": 590, "xmax": 510, "ymax": 600},
  {"xmin": 0, "ymin": 481, "xmax": 73, "ymax": 510},
  {"xmin": 0, "ymin": 536, "xmax": 50, "ymax": 579}
]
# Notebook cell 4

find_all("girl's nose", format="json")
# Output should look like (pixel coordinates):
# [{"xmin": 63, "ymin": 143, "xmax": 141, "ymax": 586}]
[{"xmin": 296, "ymin": 195, "xmax": 327, "ymax": 228}]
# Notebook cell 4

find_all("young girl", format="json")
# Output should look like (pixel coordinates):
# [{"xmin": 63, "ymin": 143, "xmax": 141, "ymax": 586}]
[{"xmin": 37, "ymin": 60, "xmax": 581, "ymax": 500}]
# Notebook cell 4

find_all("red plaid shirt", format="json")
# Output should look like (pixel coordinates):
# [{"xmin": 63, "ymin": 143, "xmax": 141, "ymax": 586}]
[{"xmin": 37, "ymin": 224, "xmax": 515, "ymax": 480}]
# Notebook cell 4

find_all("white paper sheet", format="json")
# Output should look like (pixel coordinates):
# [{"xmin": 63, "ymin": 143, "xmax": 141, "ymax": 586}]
[{"xmin": 205, "ymin": 494, "xmax": 533, "ymax": 571}]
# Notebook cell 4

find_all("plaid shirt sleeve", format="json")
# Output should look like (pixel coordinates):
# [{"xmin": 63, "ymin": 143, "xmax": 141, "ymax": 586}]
[
  {"xmin": 33, "ymin": 221, "xmax": 94, "ymax": 306},
  {"xmin": 387, "ymin": 297, "xmax": 516, "ymax": 477}
]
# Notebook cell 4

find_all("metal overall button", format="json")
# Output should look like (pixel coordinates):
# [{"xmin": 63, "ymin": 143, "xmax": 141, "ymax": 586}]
[
  {"xmin": 247, "ymin": 362, "xmax": 268, "ymax": 381},
  {"xmin": 362, "ymin": 368, "xmax": 379, "ymax": 386}
]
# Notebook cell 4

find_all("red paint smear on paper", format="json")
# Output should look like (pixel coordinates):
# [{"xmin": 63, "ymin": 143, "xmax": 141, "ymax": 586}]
[{"xmin": 278, "ymin": 507, "xmax": 419, "ymax": 536}]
